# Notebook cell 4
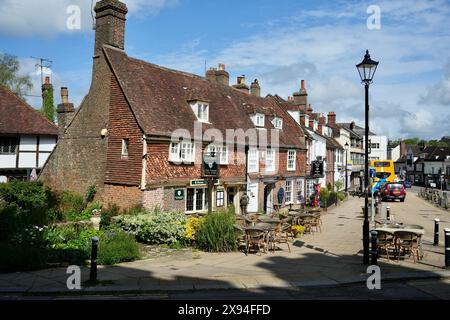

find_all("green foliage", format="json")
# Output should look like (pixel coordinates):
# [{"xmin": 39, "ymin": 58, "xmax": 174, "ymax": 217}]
[
  {"xmin": 334, "ymin": 181, "xmax": 343, "ymax": 192},
  {"xmin": 0, "ymin": 53, "xmax": 33, "ymax": 98},
  {"xmin": 319, "ymin": 188, "xmax": 330, "ymax": 207},
  {"xmin": 337, "ymin": 191, "xmax": 346, "ymax": 201},
  {"xmin": 196, "ymin": 210, "xmax": 237, "ymax": 252},
  {"xmin": 58, "ymin": 191, "xmax": 86, "ymax": 222},
  {"xmin": 84, "ymin": 185, "xmax": 97, "ymax": 205},
  {"xmin": 97, "ymin": 231, "xmax": 140, "ymax": 265},
  {"xmin": 116, "ymin": 208, "xmax": 186, "ymax": 245},
  {"xmin": 41, "ymin": 83, "xmax": 54, "ymax": 122},
  {"xmin": 100, "ymin": 205, "xmax": 121, "ymax": 230},
  {"xmin": 0, "ymin": 180, "xmax": 48, "ymax": 209},
  {"xmin": 327, "ymin": 182, "xmax": 332, "ymax": 191}
]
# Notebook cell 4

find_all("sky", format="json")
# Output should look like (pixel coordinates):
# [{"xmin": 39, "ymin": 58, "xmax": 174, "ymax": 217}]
[{"xmin": 1, "ymin": 0, "xmax": 449, "ymax": 141}]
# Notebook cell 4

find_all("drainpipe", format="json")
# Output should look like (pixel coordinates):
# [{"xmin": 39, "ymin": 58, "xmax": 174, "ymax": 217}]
[{"xmin": 141, "ymin": 134, "xmax": 147, "ymax": 190}]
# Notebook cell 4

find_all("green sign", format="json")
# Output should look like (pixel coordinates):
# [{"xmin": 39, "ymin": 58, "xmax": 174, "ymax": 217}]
[
  {"xmin": 174, "ymin": 189, "xmax": 184, "ymax": 200},
  {"xmin": 190, "ymin": 179, "xmax": 221, "ymax": 187}
]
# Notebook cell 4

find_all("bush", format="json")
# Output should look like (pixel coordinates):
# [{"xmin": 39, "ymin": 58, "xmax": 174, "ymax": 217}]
[
  {"xmin": 97, "ymin": 230, "xmax": 140, "ymax": 265},
  {"xmin": 0, "ymin": 180, "xmax": 48, "ymax": 209},
  {"xmin": 100, "ymin": 205, "xmax": 121, "ymax": 230},
  {"xmin": 116, "ymin": 208, "xmax": 186, "ymax": 245},
  {"xmin": 0, "ymin": 242, "xmax": 47, "ymax": 272},
  {"xmin": 58, "ymin": 191, "xmax": 85, "ymax": 222},
  {"xmin": 185, "ymin": 216, "xmax": 204, "ymax": 241},
  {"xmin": 337, "ymin": 191, "xmax": 346, "ymax": 201},
  {"xmin": 84, "ymin": 185, "xmax": 97, "ymax": 205},
  {"xmin": 196, "ymin": 210, "xmax": 237, "ymax": 252}
]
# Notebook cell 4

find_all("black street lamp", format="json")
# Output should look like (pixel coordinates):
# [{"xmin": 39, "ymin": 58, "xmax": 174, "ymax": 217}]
[
  {"xmin": 344, "ymin": 142, "xmax": 349, "ymax": 194},
  {"xmin": 356, "ymin": 50, "xmax": 379, "ymax": 265}
]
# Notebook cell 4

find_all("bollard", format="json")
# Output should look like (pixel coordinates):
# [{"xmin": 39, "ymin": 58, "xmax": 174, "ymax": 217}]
[
  {"xmin": 371, "ymin": 231, "xmax": 378, "ymax": 266},
  {"xmin": 90, "ymin": 236, "xmax": 99, "ymax": 283},
  {"xmin": 445, "ymin": 229, "xmax": 450, "ymax": 269},
  {"xmin": 386, "ymin": 206, "xmax": 390, "ymax": 220},
  {"xmin": 434, "ymin": 219, "xmax": 440, "ymax": 246}
]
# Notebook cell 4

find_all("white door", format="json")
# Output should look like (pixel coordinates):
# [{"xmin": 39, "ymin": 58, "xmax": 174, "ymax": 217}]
[{"xmin": 247, "ymin": 182, "xmax": 259, "ymax": 213}]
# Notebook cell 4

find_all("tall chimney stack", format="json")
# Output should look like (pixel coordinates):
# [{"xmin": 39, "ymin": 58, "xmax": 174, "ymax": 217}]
[
  {"xmin": 56, "ymin": 87, "xmax": 75, "ymax": 136},
  {"xmin": 205, "ymin": 63, "xmax": 229, "ymax": 86},
  {"xmin": 327, "ymin": 112, "xmax": 336, "ymax": 128},
  {"xmin": 41, "ymin": 76, "xmax": 55, "ymax": 123},
  {"xmin": 250, "ymin": 79, "xmax": 261, "ymax": 97},
  {"xmin": 94, "ymin": 0, "xmax": 128, "ymax": 57},
  {"xmin": 293, "ymin": 79, "xmax": 308, "ymax": 108},
  {"xmin": 232, "ymin": 75, "xmax": 249, "ymax": 94}
]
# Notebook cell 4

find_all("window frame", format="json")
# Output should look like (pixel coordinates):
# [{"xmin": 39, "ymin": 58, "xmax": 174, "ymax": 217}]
[
  {"xmin": 272, "ymin": 117, "xmax": 283, "ymax": 129},
  {"xmin": 265, "ymin": 148, "xmax": 276, "ymax": 172},
  {"xmin": 186, "ymin": 188, "xmax": 208, "ymax": 213},
  {"xmin": 208, "ymin": 144, "xmax": 228, "ymax": 165},
  {"xmin": 285, "ymin": 180, "xmax": 293, "ymax": 204},
  {"xmin": 121, "ymin": 138, "xmax": 129, "ymax": 158},
  {"xmin": 169, "ymin": 141, "xmax": 195, "ymax": 163},
  {"xmin": 216, "ymin": 190, "xmax": 224, "ymax": 207},
  {"xmin": 287, "ymin": 149, "xmax": 296, "ymax": 171},
  {"xmin": 296, "ymin": 179, "xmax": 305, "ymax": 204},
  {"xmin": 253, "ymin": 113, "xmax": 265, "ymax": 127},
  {"xmin": 0, "ymin": 137, "xmax": 18, "ymax": 155},
  {"xmin": 248, "ymin": 148, "xmax": 259, "ymax": 173}
]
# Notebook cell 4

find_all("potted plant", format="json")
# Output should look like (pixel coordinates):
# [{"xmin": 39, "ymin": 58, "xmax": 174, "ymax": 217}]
[{"xmin": 291, "ymin": 225, "xmax": 305, "ymax": 238}]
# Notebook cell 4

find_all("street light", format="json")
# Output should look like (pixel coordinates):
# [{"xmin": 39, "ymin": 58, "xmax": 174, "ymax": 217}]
[
  {"xmin": 356, "ymin": 50, "xmax": 379, "ymax": 265},
  {"xmin": 344, "ymin": 142, "xmax": 349, "ymax": 194}
]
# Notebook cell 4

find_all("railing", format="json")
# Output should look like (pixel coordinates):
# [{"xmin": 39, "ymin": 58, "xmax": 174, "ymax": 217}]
[{"xmin": 418, "ymin": 187, "xmax": 448, "ymax": 210}]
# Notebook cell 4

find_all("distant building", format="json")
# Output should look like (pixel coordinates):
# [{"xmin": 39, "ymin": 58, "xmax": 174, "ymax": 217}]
[{"xmin": 0, "ymin": 85, "xmax": 58, "ymax": 182}]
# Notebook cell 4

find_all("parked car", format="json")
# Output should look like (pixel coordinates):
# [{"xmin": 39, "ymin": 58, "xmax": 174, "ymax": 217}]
[{"xmin": 382, "ymin": 182, "xmax": 406, "ymax": 202}]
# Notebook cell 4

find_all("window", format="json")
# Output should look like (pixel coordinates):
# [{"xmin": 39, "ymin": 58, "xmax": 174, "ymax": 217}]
[
  {"xmin": 287, "ymin": 150, "xmax": 296, "ymax": 171},
  {"xmin": 169, "ymin": 141, "xmax": 195, "ymax": 163},
  {"xmin": 248, "ymin": 148, "xmax": 259, "ymax": 173},
  {"xmin": 186, "ymin": 188, "xmax": 207, "ymax": 212},
  {"xmin": 285, "ymin": 180, "xmax": 292, "ymax": 204},
  {"xmin": 296, "ymin": 179, "xmax": 304, "ymax": 204},
  {"xmin": 121, "ymin": 139, "xmax": 129, "ymax": 157},
  {"xmin": 192, "ymin": 102, "xmax": 209, "ymax": 122},
  {"xmin": 0, "ymin": 137, "xmax": 18, "ymax": 155},
  {"xmin": 265, "ymin": 149, "xmax": 275, "ymax": 172},
  {"xmin": 371, "ymin": 143, "xmax": 380, "ymax": 149},
  {"xmin": 252, "ymin": 113, "xmax": 265, "ymax": 127},
  {"xmin": 306, "ymin": 180, "xmax": 314, "ymax": 202},
  {"xmin": 272, "ymin": 117, "xmax": 283, "ymax": 129},
  {"xmin": 216, "ymin": 190, "xmax": 224, "ymax": 207},
  {"xmin": 208, "ymin": 145, "xmax": 228, "ymax": 164}
]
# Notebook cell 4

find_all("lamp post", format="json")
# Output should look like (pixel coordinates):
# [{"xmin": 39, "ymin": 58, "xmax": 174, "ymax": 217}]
[
  {"xmin": 345, "ymin": 142, "xmax": 349, "ymax": 194},
  {"xmin": 356, "ymin": 50, "xmax": 379, "ymax": 265}
]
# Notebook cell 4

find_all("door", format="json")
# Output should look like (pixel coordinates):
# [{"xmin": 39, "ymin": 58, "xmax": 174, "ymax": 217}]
[
  {"xmin": 264, "ymin": 184, "xmax": 275, "ymax": 215},
  {"xmin": 247, "ymin": 182, "xmax": 259, "ymax": 213}
]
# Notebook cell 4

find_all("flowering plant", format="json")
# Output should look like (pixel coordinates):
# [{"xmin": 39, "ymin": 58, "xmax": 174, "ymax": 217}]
[
  {"xmin": 291, "ymin": 225, "xmax": 305, "ymax": 236},
  {"xmin": 185, "ymin": 217, "xmax": 204, "ymax": 241}
]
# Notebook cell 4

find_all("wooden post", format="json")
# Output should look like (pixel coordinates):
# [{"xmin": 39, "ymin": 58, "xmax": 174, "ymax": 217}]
[{"xmin": 207, "ymin": 177, "xmax": 214, "ymax": 214}]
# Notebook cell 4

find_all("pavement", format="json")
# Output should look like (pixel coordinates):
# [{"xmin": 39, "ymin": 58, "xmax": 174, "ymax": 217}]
[{"xmin": 1, "ymin": 190, "xmax": 449, "ymax": 299}]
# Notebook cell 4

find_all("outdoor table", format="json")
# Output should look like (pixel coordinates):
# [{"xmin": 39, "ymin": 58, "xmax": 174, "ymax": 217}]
[{"xmin": 373, "ymin": 226, "xmax": 425, "ymax": 260}]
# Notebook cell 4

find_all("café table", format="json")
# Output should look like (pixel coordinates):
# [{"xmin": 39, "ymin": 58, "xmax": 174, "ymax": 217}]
[{"xmin": 373, "ymin": 225, "xmax": 425, "ymax": 260}]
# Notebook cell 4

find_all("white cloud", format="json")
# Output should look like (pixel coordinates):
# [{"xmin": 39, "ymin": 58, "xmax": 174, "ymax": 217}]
[{"xmin": 0, "ymin": 0, "xmax": 178, "ymax": 36}]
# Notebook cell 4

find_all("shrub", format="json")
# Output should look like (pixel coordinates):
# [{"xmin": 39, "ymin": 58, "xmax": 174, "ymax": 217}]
[
  {"xmin": 185, "ymin": 216, "xmax": 204, "ymax": 241},
  {"xmin": 100, "ymin": 205, "xmax": 121, "ymax": 230},
  {"xmin": 0, "ymin": 180, "xmax": 48, "ymax": 209},
  {"xmin": 84, "ymin": 184, "xmax": 97, "ymax": 205},
  {"xmin": 337, "ymin": 191, "xmax": 346, "ymax": 201},
  {"xmin": 0, "ymin": 242, "xmax": 47, "ymax": 272},
  {"xmin": 334, "ymin": 181, "xmax": 343, "ymax": 192},
  {"xmin": 58, "ymin": 191, "xmax": 85, "ymax": 221},
  {"xmin": 196, "ymin": 210, "xmax": 237, "ymax": 252},
  {"xmin": 97, "ymin": 230, "xmax": 140, "ymax": 265},
  {"xmin": 116, "ymin": 208, "xmax": 186, "ymax": 245},
  {"xmin": 327, "ymin": 182, "xmax": 333, "ymax": 191}
]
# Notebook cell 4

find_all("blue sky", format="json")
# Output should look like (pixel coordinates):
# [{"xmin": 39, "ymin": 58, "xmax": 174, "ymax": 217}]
[{"xmin": 1, "ymin": 0, "xmax": 449, "ymax": 140}]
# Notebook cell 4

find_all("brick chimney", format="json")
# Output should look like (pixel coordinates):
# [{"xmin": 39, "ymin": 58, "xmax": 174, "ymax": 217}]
[
  {"xmin": 206, "ymin": 63, "xmax": 229, "ymax": 86},
  {"xmin": 327, "ymin": 112, "xmax": 336, "ymax": 127},
  {"xmin": 350, "ymin": 121, "xmax": 355, "ymax": 131},
  {"xmin": 306, "ymin": 104, "xmax": 313, "ymax": 115},
  {"xmin": 293, "ymin": 79, "xmax": 307, "ymax": 108},
  {"xmin": 56, "ymin": 87, "xmax": 75, "ymax": 135},
  {"xmin": 250, "ymin": 79, "xmax": 261, "ymax": 97},
  {"xmin": 94, "ymin": 0, "xmax": 128, "ymax": 57},
  {"xmin": 232, "ymin": 75, "xmax": 249, "ymax": 94},
  {"xmin": 41, "ymin": 76, "xmax": 55, "ymax": 123}
]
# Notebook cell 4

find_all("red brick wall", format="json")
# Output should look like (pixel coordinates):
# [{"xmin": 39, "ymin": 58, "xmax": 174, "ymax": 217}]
[
  {"xmin": 276, "ymin": 149, "xmax": 307, "ymax": 177},
  {"xmin": 326, "ymin": 147, "xmax": 335, "ymax": 187},
  {"xmin": 105, "ymin": 75, "xmax": 143, "ymax": 186},
  {"xmin": 99, "ymin": 184, "xmax": 143, "ymax": 209},
  {"xmin": 146, "ymin": 142, "xmax": 246, "ymax": 185}
]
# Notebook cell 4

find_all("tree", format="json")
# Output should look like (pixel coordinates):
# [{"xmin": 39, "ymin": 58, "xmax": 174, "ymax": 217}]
[{"xmin": 0, "ymin": 53, "xmax": 33, "ymax": 98}]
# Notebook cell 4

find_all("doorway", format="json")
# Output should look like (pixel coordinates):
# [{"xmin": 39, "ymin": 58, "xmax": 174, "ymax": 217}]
[{"xmin": 264, "ymin": 183, "xmax": 275, "ymax": 215}]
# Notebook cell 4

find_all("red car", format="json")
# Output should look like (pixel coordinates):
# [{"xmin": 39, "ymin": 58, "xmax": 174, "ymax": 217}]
[{"xmin": 382, "ymin": 182, "xmax": 406, "ymax": 202}]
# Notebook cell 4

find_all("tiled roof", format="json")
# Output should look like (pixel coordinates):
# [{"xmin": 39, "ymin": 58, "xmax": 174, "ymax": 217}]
[
  {"xmin": 0, "ymin": 85, "xmax": 58, "ymax": 135},
  {"xmin": 104, "ymin": 46, "xmax": 306, "ymax": 149}
]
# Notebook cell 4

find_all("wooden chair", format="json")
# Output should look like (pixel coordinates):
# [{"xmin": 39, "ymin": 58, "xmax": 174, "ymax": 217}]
[
  {"xmin": 375, "ymin": 230, "xmax": 396, "ymax": 260},
  {"xmin": 234, "ymin": 224, "xmax": 246, "ymax": 249},
  {"xmin": 270, "ymin": 221, "xmax": 291, "ymax": 253},
  {"xmin": 245, "ymin": 228, "xmax": 268, "ymax": 255},
  {"xmin": 395, "ymin": 231, "xmax": 420, "ymax": 263}
]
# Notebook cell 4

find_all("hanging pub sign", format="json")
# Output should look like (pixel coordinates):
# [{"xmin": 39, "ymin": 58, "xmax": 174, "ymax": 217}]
[
  {"xmin": 202, "ymin": 151, "xmax": 220, "ymax": 178},
  {"xmin": 311, "ymin": 160, "xmax": 324, "ymax": 178}
]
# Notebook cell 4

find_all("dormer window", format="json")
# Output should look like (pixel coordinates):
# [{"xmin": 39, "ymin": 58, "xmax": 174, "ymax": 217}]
[
  {"xmin": 190, "ymin": 101, "xmax": 209, "ymax": 122},
  {"xmin": 272, "ymin": 117, "xmax": 283, "ymax": 129},
  {"xmin": 252, "ymin": 113, "xmax": 265, "ymax": 127}
]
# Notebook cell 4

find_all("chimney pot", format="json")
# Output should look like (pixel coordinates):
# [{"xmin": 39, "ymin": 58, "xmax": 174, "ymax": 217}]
[
  {"xmin": 250, "ymin": 79, "xmax": 261, "ymax": 97},
  {"xmin": 301, "ymin": 80, "xmax": 305, "ymax": 90},
  {"xmin": 61, "ymin": 87, "xmax": 69, "ymax": 104},
  {"xmin": 218, "ymin": 63, "xmax": 225, "ymax": 71}
]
